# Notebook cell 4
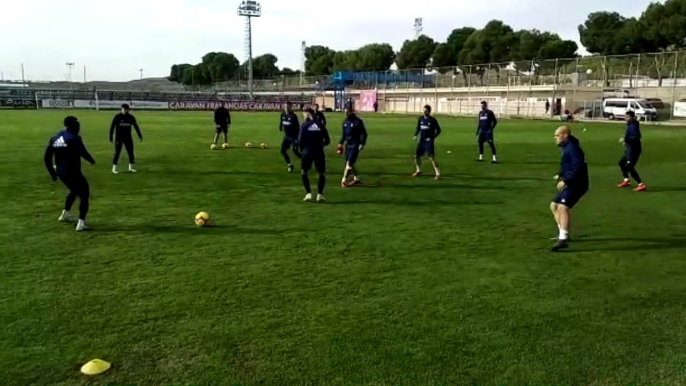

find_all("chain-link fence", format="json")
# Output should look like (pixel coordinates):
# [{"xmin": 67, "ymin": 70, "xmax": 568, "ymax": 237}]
[{"xmin": 4, "ymin": 52, "xmax": 686, "ymax": 119}]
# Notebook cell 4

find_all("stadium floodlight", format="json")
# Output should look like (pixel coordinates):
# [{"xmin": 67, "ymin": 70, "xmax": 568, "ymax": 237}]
[
  {"xmin": 238, "ymin": 1, "xmax": 262, "ymax": 100},
  {"xmin": 66, "ymin": 62, "xmax": 75, "ymax": 89},
  {"xmin": 414, "ymin": 18, "xmax": 423, "ymax": 38}
]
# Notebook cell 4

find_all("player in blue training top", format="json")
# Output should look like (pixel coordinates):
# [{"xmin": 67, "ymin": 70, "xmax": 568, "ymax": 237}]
[
  {"xmin": 412, "ymin": 105, "xmax": 442, "ymax": 180},
  {"xmin": 44, "ymin": 116, "xmax": 96, "ymax": 232},
  {"xmin": 617, "ymin": 111, "xmax": 647, "ymax": 192},
  {"xmin": 337, "ymin": 104, "xmax": 368, "ymax": 187},
  {"xmin": 550, "ymin": 126, "xmax": 589, "ymax": 252},
  {"xmin": 279, "ymin": 102, "xmax": 301, "ymax": 173},
  {"xmin": 477, "ymin": 100, "xmax": 498, "ymax": 163},
  {"xmin": 298, "ymin": 108, "xmax": 331, "ymax": 202}
]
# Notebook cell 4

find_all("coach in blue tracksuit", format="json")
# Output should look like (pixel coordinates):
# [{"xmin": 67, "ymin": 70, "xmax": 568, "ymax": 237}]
[
  {"xmin": 550, "ymin": 126, "xmax": 589, "ymax": 252},
  {"xmin": 44, "ymin": 116, "xmax": 96, "ymax": 232}
]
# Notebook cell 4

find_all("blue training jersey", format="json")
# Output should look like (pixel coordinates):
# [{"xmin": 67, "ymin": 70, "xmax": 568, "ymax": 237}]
[
  {"xmin": 478, "ymin": 109, "xmax": 497, "ymax": 134},
  {"xmin": 415, "ymin": 116, "xmax": 441, "ymax": 141},
  {"xmin": 44, "ymin": 129, "xmax": 95, "ymax": 177}
]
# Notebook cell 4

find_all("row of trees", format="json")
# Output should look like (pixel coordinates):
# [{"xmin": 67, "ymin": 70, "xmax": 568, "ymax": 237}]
[
  {"xmin": 169, "ymin": 0, "xmax": 686, "ymax": 85},
  {"xmin": 168, "ymin": 52, "xmax": 300, "ymax": 86}
]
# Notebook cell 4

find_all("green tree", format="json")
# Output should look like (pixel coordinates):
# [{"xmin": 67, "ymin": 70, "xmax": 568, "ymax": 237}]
[
  {"xmin": 356, "ymin": 43, "xmax": 395, "ymax": 71},
  {"xmin": 305, "ymin": 45, "xmax": 336, "ymax": 75},
  {"xmin": 168, "ymin": 64, "xmax": 193, "ymax": 82},
  {"xmin": 252, "ymin": 54, "xmax": 280, "ymax": 78},
  {"xmin": 202, "ymin": 52, "xmax": 240, "ymax": 82},
  {"xmin": 396, "ymin": 35, "xmax": 437, "ymax": 70},
  {"xmin": 432, "ymin": 27, "xmax": 476, "ymax": 74}
]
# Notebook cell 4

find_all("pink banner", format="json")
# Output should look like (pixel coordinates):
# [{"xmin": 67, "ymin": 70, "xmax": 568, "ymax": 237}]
[{"xmin": 358, "ymin": 91, "xmax": 377, "ymax": 112}]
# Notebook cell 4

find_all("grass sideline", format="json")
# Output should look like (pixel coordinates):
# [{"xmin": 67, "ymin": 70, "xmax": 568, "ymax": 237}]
[{"xmin": 1, "ymin": 110, "xmax": 686, "ymax": 386}]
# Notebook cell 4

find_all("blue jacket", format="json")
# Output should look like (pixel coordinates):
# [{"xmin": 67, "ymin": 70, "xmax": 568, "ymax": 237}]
[
  {"xmin": 477, "ymin": 109, "xmax": 497, "ymax": 134},
  {"xmin": 558, "ymin": 135, "xmax": 589, "ymax": 187},
  {"xmin": 298, "ymin": 118, "xmax": 330, "ymax": 153},
  {"xmin": 624, "ymin": 118, "xmax": 642, "ymax": 153},
  {"xmin": 279, "ymin": 111, "xmax": 300, "ymax": 139},
  {"xmin": 339, "ymin": 113, "xmax": 367, "ymax": 146},
  {"xmin": 414, "ymin": 115, "xmax": 442, "ymax": 141},
  {"xmin": 44, "ymin": 129, "xmax": 95, "ymax": 178}
]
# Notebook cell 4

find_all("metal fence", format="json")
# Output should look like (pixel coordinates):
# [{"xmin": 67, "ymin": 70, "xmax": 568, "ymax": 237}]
[{"xmin": 5, "ymin": 52, "xmax": 686, "ymax": 119}]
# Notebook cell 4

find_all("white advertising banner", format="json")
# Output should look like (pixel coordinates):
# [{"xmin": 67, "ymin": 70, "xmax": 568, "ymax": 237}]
[
  {"xmin": 73, "ymin": 99, "xmax": 170, "ymax": 110},
  {"xmin": 673, "ymin": 101, "xmax": 686, "ymax": 118},
  {"xmin": 41, "ymin": 99, "xmax": 75, "ymax": 108}
]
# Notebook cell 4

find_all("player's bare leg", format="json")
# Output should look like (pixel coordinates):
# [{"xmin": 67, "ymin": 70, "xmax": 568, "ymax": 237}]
[
  {"xmin": 550, "ymin": 202, "xmax": 572, "ymax": 241},
  {"xmin": 350, "ymin": 165, "xmax": 361, "ymax": 185},
  {"xmin": 412, "ymin": 156, "xmax": 422, "ymax": 177},
  {"xmin": 552, "ymin": 204, "xmax": 571, "ymax": 251},
  {"xmin": 341, "ymin": 164, "xmax": 351, "ymax": 187},
  {"xmin": 431, "ymin": 157, "xmax": 440, "ymax": 180}
]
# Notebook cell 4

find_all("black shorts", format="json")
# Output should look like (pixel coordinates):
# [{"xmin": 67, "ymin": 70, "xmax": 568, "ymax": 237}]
[
  {"xmin": 58, "ymin": 172, "xmax": 90, "ymax": 196},
  {"xmin": 301, "ymin": 151, "xmax": 326, "ymax": 174},
  {"xmin": 552, "ymin": 184, "xmax": 588, "ymax": 209},
  {"xmin": 478, "ymin": 132, "xmax": 494, "ymax": 143},
  {"xmin": 345, "ymin": 145, "xmax": 360, "ymax": 165},
  {"xmin": 416, "ymin": 140, "xmax": 435, "ymax": 157},
  {"xmin": 622, "ymin": 148, "xmax": 642, "ymax": 166},
  {"xmin": 216, "ymin": 124, "xmax": 228, "ymax": 134},
  {"xmin": 281, "ymin": 137, "xmax": 298, "ymax": 151}
]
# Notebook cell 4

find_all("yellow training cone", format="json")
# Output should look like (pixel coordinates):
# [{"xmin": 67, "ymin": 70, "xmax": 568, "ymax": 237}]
[{"xmin": 80, "ymin": 359, "xmax": 111, "ymax": 375}]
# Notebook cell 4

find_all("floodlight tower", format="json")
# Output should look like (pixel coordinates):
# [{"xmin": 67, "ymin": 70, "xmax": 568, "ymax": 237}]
[
  {"xmin": 414, "ymin": 18, "xmax": 423, "ymax": 38},
  {"xmin": 238, "ymin": 1, "xmax": 261, "ymax": 100}
]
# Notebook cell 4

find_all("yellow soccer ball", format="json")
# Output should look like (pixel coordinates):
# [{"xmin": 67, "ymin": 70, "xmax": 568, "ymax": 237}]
[
  {"xmin": 195, "ymin": 212, "xmax": 210, "ymax": 227},
  {"xmin": 260, "ymin": 142, "xmax": 268, "ymax": 149},
  {"xmin": 244, "ymin": 142, "xmax": 254, "ymax": 148}
]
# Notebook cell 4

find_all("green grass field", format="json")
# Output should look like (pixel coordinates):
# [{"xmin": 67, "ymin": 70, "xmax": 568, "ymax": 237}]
[{"xmin": 1, "ymin": 110, "xmax": 686, "ymax": 386}]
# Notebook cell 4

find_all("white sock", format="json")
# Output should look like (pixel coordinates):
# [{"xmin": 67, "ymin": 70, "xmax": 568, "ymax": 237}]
[
  {"xmin": 492, "ymin": 155, "xmax": 497, "ymax": 161},
  {"xmin": 353, "ymin": 175, "xmax": 359, "ymax": 181},
  {"xmin": 129, "ymin": 164, "xmax": 134, "ymax": 169},
  {"xmin": 112, "ymin": 165, "xmax": 117, "ymax": 170},
  {"xmin": 433, "ymin": 167, "xmax": 440, "ymax": 175},
  {"xmin": 479, "ymin": 154, "xmax": 483, "ymax": 160},
  {"xmin": 341, "ymin": 177, "xmax": 347, "ymax": 183},
  {"xmin": 624, "ymin": 178, "xmax": 630, "ymax": 182},
  {"xmin": 559, "ymin": 229, "xmax": 569, "ymax": 240}
]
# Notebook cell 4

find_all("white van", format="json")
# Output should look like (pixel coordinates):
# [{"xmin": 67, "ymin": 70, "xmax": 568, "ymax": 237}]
[{"xmin": 603, "ymin": 98, "xmax": 658, "ymax": 121}]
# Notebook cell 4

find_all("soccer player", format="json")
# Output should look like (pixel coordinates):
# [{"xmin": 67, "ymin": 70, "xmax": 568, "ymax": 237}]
[
  {"xmin": 213, "ymin": 101, "xmax": 231, "ymax": 148},
  {"xmin": 477, "ymin": 101, "xmax": 498, "ymax": 163},
  {"xmin": 109, "ymin": 104, "xmax": 143, "ymax": 174},
  {"xmin": 279, "ymin": 102, "xmax": 301, "ymax": 173},
  {"xmin": 412, "ymin": 104, "xmax": 442, "ymax": 180},
  {"xmin": 617, "ymin": 111, "xmax": 647, "ymax": 191},
  {"xmin": 44, "ymin": 116, "xmax": 95, "ymax": 232},
  {"xmin": 337, "ymin": 105, "xmax": 368, "ymax": 187},
  {"xmin": 313, "ymin": 103, "xmax": 327, "ymax": 127},
  {"xmin": 298, "ymin": 108, "xmax": 330, "ymax": 202},
  {"xmin": 550, "ymin": 126, "xmax": 589, "ymax": 252}
]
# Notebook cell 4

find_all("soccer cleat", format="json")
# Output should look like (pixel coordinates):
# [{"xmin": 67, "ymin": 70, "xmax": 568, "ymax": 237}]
[
  {"xmin": 128, "ymin": 165, "xmax": 137, "ymax": 173},
  {"xmin": 550, "ymin": 236, "xmax": 572, "ymax": 242},
  {"xmin": 634, "ymin": 183, "xmax": 647, "ymax": 192},
  {"xmin": 288, "ymin": 164, "xmax": 294, "ymax": 173},
  {"xmin": 477, "ymin": 158, "xmax": 484, "ymax": 162},
  {"xmin": 434, "ymin": 175, "xmax": 441, "ymax": 181},
  {"xmin": 112, "ymin": 166, "xmax": 119, "ymax": 174},
  {"xmin": 551, "ymin": 239, "xmax": 569, "ymax": 252},
  {"xmin": 340, "ymin": 181, "xmax": 348, "ymax": 188},
  {"xmin": 350, "ymin": 179, "xmax": 362, "ymax": 186},
  {"xmin": 412, "ymin": 171, "xmax": 422, "ymax": 178},
  {"xmin": 303, "ymin": 193, "xmax": 313, "ymax": 202},
  {"xmin": 58, "ymin": 211, "xmax": 74, "ymax": 223},
  {"xmin": 491, "ymin": 160, "xmax": 499, "ymax": 164},
  {"xmin": 618, "ymin": 180, "xmax": 632, "ymax": 188},
  {"xmin": 75, "ymin": 220, "xmax": 89, "ymax": 232},
  {"xmin": 316, "ymin": 194, "xmax": 327, "ymax": 203}
]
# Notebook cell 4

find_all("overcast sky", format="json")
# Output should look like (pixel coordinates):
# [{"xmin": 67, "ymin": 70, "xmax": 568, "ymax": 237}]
[{"xmin": 0, "ymin": 0, "xmax": 654, "ymax": 82}]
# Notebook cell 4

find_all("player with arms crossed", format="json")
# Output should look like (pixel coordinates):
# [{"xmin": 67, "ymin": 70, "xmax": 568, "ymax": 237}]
[
  {"xmin": 298, "ymin": 108, "xmax": 330, "ymax": 202},
  {"xmin": 212, "ymin": 101, "xmax": 231, "ymax": 149},
  {"xmin": 617, "ymin": 111, "xmax": 647, "ymax": 191},
  {"xmin": 477, "ymin": 101, "xmax": 498, "ymax": 163},
  {"xmin": 550, "ymin": 126, "xmax": 589, "ymax": 252},
  {"xmin": 279, "ymin": 102, "xmax": 301, "ymax": 173},
  {"xmin": 337, "ymin": 105, "xmax": 368, "ymax": 187},
  {"xmin": 44, "ymin": 116, "xmax": 96, "ymax": 232},
  {"xmin": 110, "ymin": 104, "xmax": 143, "ymax": 174},
  {"xmin": 412, "ymin": 105, "xmax": 442, "ymax": 180}
]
